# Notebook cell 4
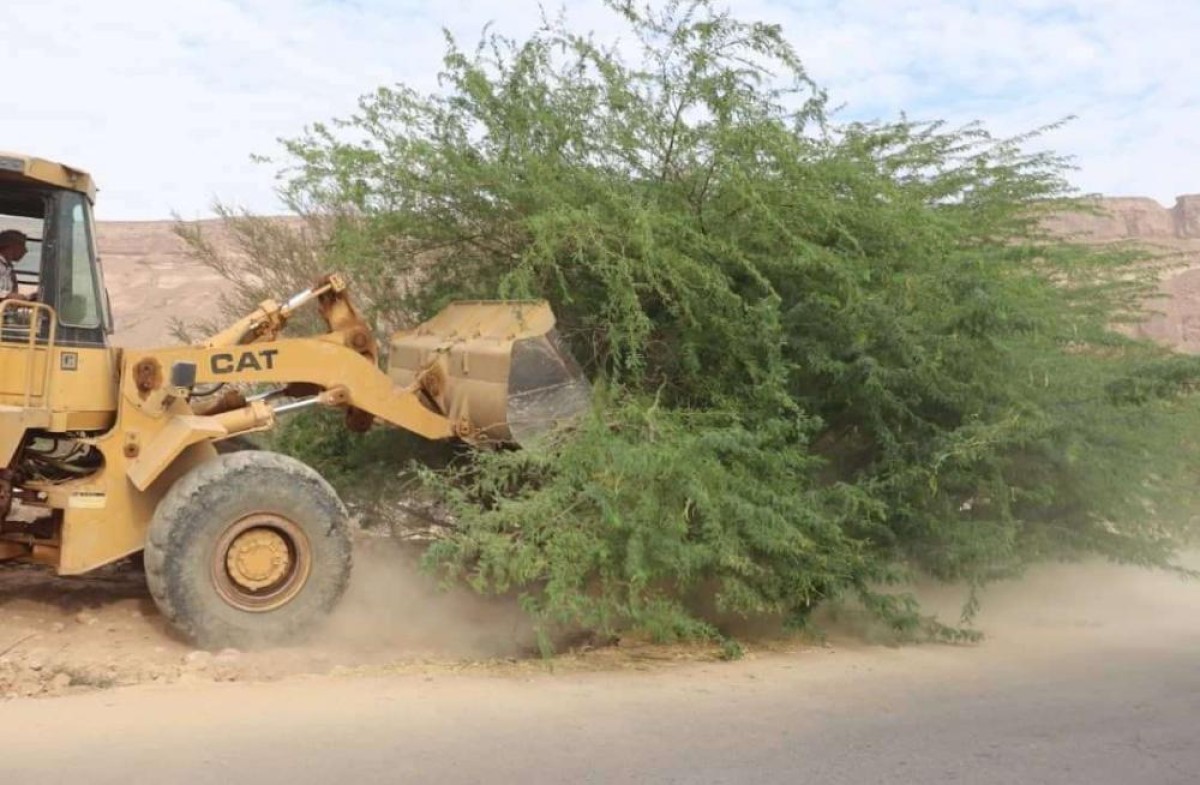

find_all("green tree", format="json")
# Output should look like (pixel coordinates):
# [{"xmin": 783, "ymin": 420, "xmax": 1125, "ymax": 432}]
[{"xmin": 244, "ymin": 0, "xmax": 1200, "ymax": 648}]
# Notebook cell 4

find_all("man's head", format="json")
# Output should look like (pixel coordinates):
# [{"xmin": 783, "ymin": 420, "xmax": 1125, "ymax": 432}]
[{"xmin": 0, "ymin": 230, "xmax": 27, "ymax": 263}]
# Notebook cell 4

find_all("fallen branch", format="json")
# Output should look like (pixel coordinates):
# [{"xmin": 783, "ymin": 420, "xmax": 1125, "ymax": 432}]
[{"xmin": 0, "ymin": 632, "xmax": 37, "ymax": 658}]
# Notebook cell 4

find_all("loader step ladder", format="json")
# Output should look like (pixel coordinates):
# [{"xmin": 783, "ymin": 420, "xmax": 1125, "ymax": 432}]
[{"xmin": 0, "ymin": 299, "xmax": 58, "ymax": 411}]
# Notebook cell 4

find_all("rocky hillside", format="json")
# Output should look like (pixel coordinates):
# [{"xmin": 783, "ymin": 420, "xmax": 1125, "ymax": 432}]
[
  {"xmin": 1043, "ymin": 195, "xmax": 1200, "ymax": 352},
  {"xmin": 97, "ymin": 220, "xmax": 235, "ymax": 348},
  {"xmin": 1045, "ymin": 195, "xmax": 1200, "ymax": 242},
  {"xmin": 97, "ymin": 196, "xmax": 1200, "ymax": 350}
]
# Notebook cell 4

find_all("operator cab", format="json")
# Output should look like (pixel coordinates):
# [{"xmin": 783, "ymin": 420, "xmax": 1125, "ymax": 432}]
[{"xmin": 0, "ymin": 153, "xmax": 113, "ymax": 348}]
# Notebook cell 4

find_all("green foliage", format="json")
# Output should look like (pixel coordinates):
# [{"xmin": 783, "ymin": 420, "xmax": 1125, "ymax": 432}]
[
  {"xmin": 269, "ymin": 408, "xmax": 456, "ymax": 492},
  {"xmin": 423, "ymin": 398, "xmax": 880, "ymax": 646},
  {"xmin": 270, "ymin": 410, "xmax": 374, "ymax": 485},
  {"xmin": 256, "ymin": 0, "xmax": 1200, "ymax": 647}
]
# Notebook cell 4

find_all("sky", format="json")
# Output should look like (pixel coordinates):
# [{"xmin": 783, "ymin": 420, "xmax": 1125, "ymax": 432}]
[{"xmin": 6, "ymin": 0, "xmax": 1198, "ymax": 220}]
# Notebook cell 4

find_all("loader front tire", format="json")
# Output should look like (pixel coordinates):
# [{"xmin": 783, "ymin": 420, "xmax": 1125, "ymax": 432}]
[{"xmin": 145, "ymin": 451, "xmax": 352, "ymax": 649}]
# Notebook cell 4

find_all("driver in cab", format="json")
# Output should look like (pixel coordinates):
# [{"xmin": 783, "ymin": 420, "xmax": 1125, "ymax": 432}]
[{"xmin": 0, "ymin": 230, "xmax": 35, "ymax": 302}]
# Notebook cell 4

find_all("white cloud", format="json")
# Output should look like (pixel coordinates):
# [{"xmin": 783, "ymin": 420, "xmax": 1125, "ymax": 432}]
[{"xmin": 5, "ymin": 0, "xmax": 1197, "ymax": 218}]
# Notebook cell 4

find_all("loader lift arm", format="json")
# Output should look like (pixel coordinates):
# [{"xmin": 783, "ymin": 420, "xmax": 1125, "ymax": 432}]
[
  {"xmin": 194, "ymin": 273, "xmax": 387, "ymax": 413},
  {"xmin": 130, "ymin": 335, "xmax": 456, "ymax": 440},
  {"xmin": 118, "ymin": 275, "xmax": 449, "ymax": 489},
  {"xmin": 119, "ymin": 274, "xmax": 588, "ymax": 492},
  {"xmin": 203, "ymin": 273, "xmax": 377, "ymax": 358}
]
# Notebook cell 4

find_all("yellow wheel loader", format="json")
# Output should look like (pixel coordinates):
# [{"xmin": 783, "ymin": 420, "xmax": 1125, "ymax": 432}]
[{"xmin": 0, "ymin": 152, "xmax": 589, "ymax": 648}]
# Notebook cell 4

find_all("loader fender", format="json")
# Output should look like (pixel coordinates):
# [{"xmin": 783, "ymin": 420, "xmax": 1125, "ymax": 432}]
[{"xmin": 127, "ymin": 403, "xmax": 275, "ymax": 491}]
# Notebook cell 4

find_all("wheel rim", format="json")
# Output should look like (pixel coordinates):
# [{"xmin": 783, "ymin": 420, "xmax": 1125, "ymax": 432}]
[{"xmin": 211, "ymin": 514, "xmax": 312, "ymax": 612}]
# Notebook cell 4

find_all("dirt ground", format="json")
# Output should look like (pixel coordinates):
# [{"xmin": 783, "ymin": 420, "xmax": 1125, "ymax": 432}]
[
  {"xmin": 0, "ymin": 532, "xmax": 750, "ymax": 701},
  {"xmin": 0, "ymin": 535, "xmax": 488, "ymax": 700},
  {"xmin": 6, "ymin": 557, "xmax": 1200, "ymax": 785},
  {"xmin": 5, "ymin": 525, "xmax": 1199, "ymax": 702}
]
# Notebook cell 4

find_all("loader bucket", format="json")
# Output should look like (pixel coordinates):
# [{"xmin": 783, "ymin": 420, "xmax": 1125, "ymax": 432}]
[{"xmin": 387, "ymin": 300, "xmax": 590, "ymax": 444}]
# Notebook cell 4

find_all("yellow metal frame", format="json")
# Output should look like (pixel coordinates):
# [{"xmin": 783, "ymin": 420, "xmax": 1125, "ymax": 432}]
[
  {"xmin": 0, "ymin": 301, "xmax": 57, "ymax": 464},
  {"xmin": 0, "ymin": 272, "xmax": 568, "ymax": 577},
  {"xmin": 0, "ymin": 151, "xmax": 96, "ymax": 200}
]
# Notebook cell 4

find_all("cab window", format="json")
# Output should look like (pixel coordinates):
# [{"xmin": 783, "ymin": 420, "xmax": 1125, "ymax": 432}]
[{"xmin": 54, "ymin": 193, "xmax": 102, "ymax": 329}]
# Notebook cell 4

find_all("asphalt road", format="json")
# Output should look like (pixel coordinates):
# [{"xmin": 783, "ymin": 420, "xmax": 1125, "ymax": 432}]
[{"xmin": 2, "ymin": 562, "xmax": 1198, "ymax": 784}]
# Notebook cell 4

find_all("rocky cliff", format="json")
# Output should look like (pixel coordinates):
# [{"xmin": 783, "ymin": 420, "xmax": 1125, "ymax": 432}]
[
  {"xmin": 1047, "ymin": 196, "xmax": 1200, "ymax": 352},
  {"xmin": 1045, "ymin": 195, "xmax": 1200, "ymax": 242}
]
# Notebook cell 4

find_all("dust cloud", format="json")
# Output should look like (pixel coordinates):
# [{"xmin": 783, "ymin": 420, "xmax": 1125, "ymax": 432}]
[
  {"xmin": 315, "ymin": 536, "xmax": 537, "ymax": 660},
  {"xmin": 320, "ymin": 539, "xmax": 1200, "ymax": 668},
  {"xmin": 319, "ymin": 535, "xmax": 1200, "ymax": 661},
  {"xmin": 4, "ymin": 539, "xmax": 1198, "ymax": 701},
  {"xmin": 895, "ymin": 551, "xmax": 1200, "ymax": 656}
]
